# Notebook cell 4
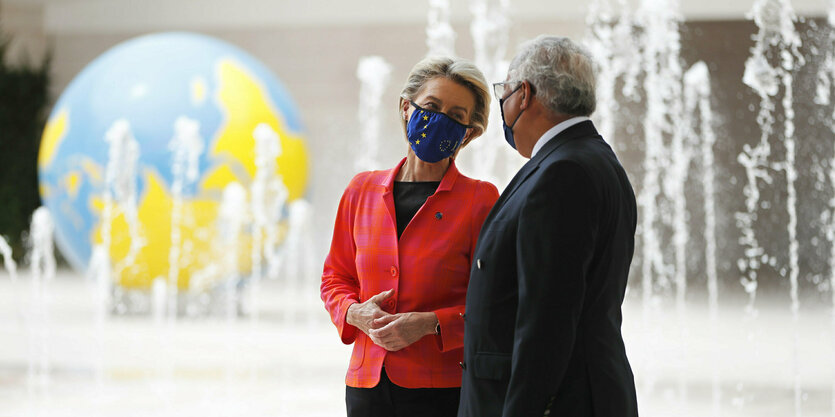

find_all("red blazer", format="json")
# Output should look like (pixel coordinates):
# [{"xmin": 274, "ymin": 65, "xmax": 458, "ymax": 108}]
[{"xmin": 321, "ymin": 158, "xmax": 498, "ymax": 388}]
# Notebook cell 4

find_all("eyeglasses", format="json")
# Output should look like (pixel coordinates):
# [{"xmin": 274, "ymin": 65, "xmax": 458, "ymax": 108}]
[{"xmin": 492, "ymin": 81, "xmax": 522, "ymax": 101}]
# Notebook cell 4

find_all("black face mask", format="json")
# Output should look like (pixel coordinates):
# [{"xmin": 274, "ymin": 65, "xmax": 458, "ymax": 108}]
[{"xmin": 499, "ymin": 83, "xmax": 525, "ymax": 150}]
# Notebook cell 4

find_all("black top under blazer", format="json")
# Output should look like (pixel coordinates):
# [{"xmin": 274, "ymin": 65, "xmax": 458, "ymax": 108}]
[{"xmin": 458, "ymin": 121, "xmax": 639, "ymax": 417}]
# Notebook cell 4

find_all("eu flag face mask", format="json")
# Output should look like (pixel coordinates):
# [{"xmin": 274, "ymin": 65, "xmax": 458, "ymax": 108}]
[{"xmin": 406, "ymin": 101, "xmax": 472, "ymax": 163}]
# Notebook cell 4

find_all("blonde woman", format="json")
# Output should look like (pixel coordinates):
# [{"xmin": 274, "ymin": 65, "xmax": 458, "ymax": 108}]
[{"xmin": 321, "ymin": 57, "xmax": 498, "ymax": 417}]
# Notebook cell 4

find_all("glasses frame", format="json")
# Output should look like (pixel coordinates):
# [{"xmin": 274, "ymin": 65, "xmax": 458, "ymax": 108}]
[{"xmin": 492, "ymin": 80, "xmax": 523, "ymax": 102}]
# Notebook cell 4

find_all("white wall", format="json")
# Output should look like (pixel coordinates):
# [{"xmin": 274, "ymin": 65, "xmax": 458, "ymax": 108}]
[{"xmin": 5, "ymin": 0, "xmax": 830, "ymax": 34}]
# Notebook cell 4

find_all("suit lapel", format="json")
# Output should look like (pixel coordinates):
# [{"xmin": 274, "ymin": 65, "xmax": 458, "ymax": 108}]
[
  {"xmin": 485, "ymin": 159, "xmax": 538, "ymax": 221},
  {"xmin": 485, "ymin": 121, "xmax": 599, "ymax": 221}
]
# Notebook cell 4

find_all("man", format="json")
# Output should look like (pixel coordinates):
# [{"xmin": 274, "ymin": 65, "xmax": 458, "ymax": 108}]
[{"xmin": 458, "ymin": 36, "xmax": 639, "ymax": 417}]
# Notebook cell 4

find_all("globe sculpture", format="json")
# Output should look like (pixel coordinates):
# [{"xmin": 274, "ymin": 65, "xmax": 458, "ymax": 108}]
[{"xmin": 37, "ymin": 32, "xmax": 309, "ymax": 294}]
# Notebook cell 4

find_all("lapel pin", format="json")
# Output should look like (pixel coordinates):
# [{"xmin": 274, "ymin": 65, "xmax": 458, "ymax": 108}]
[{"xmin": 435, "ymin": 212, "xmax": 443, "ymax": 220}]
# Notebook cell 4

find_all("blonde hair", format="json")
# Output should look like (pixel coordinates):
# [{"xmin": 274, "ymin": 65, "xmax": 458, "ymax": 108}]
[{"xmin": 399, "ymin": 56, "xmax": 491, "ymax": 141}]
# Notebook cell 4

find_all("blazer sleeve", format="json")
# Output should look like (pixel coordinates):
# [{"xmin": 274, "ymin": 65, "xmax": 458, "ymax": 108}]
[
  {"xmin": 433, "ymin": 180, "xmax": 499, "ymax": 352},
  {"xmin": 320, "ymin": 173, "xmax": 367, "ymax": 345},
  {"xmin": 502, "ymin": 161, "xmax": 599, "ymax": 417}
]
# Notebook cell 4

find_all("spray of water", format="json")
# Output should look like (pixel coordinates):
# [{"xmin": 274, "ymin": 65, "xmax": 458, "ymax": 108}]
[
  {"xmin": 218, "ymin": 182, "xmax": 247, "ymax": 319},
  {"xmin": 742, "ymin": 0, "xmax": 805, "ymax": 414},
  {"xmin": 0, "ymin": 235, "xmax": 18, "ymax": 283},
  {"xmin": 634, "ymin": 0, "xmax": 689, "ymax": 403},
  {"xmin": 104, "ymin": 119, "xmax": 144, "ymax": 284},
  {"xmin": 168, "ymin": 116, "xmax": 204, "ymax": 317},
  {"xmin": 355, "ymin": 56, "xmax": 393, "ymax": 172},
  {"xmin": 817, "ymin": 2, "xmax": 835, "ymax": 415},
  {"xmin": 684, "ymin": 60, "xmax": 722, "ymax": 417},
  {"xmin": 426, "ymin": 0, "xmax": 456, "ymax": 57},
  {"xmin": 463, "ymin": 0, "xmax": 511, "ymax": 187},
  {"xmin": 26, "ymin": 207, "xmax": 55, "ymax": 392},
  {"xmin": 250, "ymin": 123, "xmax": 288, "ymax": 320},
  {"xmin": 83, "ymin": 119, "xmax": 140, "ymax": 385},
  {"xmin": 585, "ymin": 0, "xmax": 641, "ymax": 142},
  {"xmin": 94, "ymin": 119, "xmax": 143, "ymax": 314}
]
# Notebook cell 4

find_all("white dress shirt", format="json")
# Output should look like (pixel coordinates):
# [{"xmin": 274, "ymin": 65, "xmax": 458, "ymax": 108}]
[{"xmin": 530, "ymin": 116, "xmax": 591, "ymax": 159}]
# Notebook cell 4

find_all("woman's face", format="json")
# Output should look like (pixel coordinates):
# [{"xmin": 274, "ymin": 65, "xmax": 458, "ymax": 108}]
[{"xmin": 403, "ymin": 77, "xmax": 476, "ymax": 129}]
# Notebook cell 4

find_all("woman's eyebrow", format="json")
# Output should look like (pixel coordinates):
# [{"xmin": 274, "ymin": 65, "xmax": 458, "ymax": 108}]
[{"xmin": 422, "ymin": 95, "xmax": 470, "ymax": 116}]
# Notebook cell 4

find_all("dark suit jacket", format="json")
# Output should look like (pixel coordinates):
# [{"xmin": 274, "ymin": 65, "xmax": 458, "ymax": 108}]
[{"xmin": 458, "ymin": 121, "xmax": 638, "ymax": 417}]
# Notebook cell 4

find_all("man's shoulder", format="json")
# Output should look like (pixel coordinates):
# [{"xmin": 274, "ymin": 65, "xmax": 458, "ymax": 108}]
[{"xmin": 542, "ymin": 135, "xmax": 616, "ymax": 172}]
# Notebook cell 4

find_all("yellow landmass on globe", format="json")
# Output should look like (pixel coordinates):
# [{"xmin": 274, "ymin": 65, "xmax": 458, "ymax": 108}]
[
  {"xmin": 64, "ymin": 170, "xmax": 83, "ymax": 198},
  {"xmin": 205, "ymin": 59, "xmax": 309, "ymax": 201},
  {"xmin": 39, "ymin": 109, "xmax": 69, "ymax": 170},
  {"xmin": 80, "ymin": 158, "xmax": 103, "ymax": 183},
  {"xmin": 201, "ymin": 163, "xmax": 241, "ymax": 192},
  {"xmin": 191, "ymin": 76, "xmax": 207, "ymax": 106}
]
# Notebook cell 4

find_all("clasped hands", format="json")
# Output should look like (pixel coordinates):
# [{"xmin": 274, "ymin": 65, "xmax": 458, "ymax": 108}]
[{"xmin": 346, "ymin": 289, "xmax": 438, "ymax": 352}]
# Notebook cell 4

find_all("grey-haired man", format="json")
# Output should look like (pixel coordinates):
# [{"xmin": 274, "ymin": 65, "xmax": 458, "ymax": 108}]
[{"xmin": 458, "ymin": 35, "xmax": 639, "ymax": 417}]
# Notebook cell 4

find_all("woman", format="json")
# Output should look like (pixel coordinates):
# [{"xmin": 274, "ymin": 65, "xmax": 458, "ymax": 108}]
[{"xmin": 320, "ymin": 56, "xmax": 499, "ymax": 417}]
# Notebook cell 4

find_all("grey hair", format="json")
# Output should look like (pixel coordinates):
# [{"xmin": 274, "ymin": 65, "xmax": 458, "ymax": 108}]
[
  {"xmin": 509, "ymin": 35, "xmax": 597, "ymax": 117},
  {"xmin": 399, "ymin": 56, "xmax": 491, "ymax": 138}
]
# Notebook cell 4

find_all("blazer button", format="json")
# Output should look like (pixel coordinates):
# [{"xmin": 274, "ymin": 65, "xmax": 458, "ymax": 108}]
[
  {"xmin": 476, "ymin": 259, "xmax": 482, "ymax": 269},
  {"xmin": 390, "ymin": 266, "xmax": 398, "ymax": 277},
  {"xmin": 459, "ymin": 312, "xmax": 466, "ymax": 320},
  {"xmin": 459, "ymin": 361, "xmax": 466, "ymax": 370}
]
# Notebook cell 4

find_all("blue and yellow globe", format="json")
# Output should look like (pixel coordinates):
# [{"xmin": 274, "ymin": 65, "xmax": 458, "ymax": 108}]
[{"xmin": 37, "ymin": 32, "xmax": 309, "ymax": 290}]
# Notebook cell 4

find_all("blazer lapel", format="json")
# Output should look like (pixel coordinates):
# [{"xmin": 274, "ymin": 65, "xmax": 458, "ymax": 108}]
[{"xmin": 380, "ymin": 158, "xmax": 407, "ymax": 232}]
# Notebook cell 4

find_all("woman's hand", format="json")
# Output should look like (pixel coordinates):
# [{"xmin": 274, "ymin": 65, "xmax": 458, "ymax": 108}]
[
  {"xmin": 368, "ymin": 312, "xmax": 439, "ymax": 352},
  {"xmin": 346, "ymin": 289, "xmax": 395, "ymax": 335}
]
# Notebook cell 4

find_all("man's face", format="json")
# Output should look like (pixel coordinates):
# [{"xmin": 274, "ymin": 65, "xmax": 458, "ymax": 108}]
[{"xmin": 498, "ymin": 75, "xmax": 536, "ymax": 158}]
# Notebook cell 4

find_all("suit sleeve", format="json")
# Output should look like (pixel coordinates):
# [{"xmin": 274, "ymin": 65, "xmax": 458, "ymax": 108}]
[
  {"xmin": 502, "ymin": 161, "xmax": 598, "ymax": 416},
  {"xmin": 320, "ymin": 173, "xmax": 367, "ymax": 345},
  {"xmin": 433, "ymin": 180, "xmax": 499, "ymax": 352}
]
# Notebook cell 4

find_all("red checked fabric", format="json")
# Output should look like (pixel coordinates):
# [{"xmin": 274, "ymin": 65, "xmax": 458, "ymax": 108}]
[{"xmin": 321, "ymin": 158, "xmax": 498, "ymax": 389}]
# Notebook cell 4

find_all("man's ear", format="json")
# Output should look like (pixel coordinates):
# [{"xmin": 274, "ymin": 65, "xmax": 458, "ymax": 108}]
[{"xmin": 519, "ymin": 81, "xmax": 532, "ymax": 110}]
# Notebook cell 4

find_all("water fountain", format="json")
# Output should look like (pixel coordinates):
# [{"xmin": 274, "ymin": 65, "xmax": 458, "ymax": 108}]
[
  {"xmin": 463, "ymin": 0, "xmax": 515, "ymax": 187},
  {"xmin": 249, "ymin": 123, "xmax": 288, "ymax": 320},
  {"xmin": 823, "ymin": 4, "xmax": 835, "ymax": 414},
  {"xmin": 218, "ymin": 182, "xmax": 247, "ymax": 319},
  {"xmin": 26, "ymin": 207, "xmax": 55, "ymax": 392},
  {"xmin": 168, "ymin": 116, "xmax": 204, "ymax": 317},
  {"xmin": 87, "ymin": 119, "xmax": 142, "ymax": 388},
  {"xmin": 355, "ymin": 56, "xmax": 393, "ymax": 172},
  {"xmin": 426, "ymin": 0, "xmax": 456, "ymax": 57},
  {"xmin": 585, "ymin": 0, "xmax": 641, "ymax": 142},
  {"xmin": 0, "ymin": 235, "xmax": 18, "ymax": 283},
  {"xmin": 683, "ymin": 60, "xmax": 721, "ymax": 416},
  {"xmin": 742, "ymin": 1, "xmax": 805, "ymax": 415}
]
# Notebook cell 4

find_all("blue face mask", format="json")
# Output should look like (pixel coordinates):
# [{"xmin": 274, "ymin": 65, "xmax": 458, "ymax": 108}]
[
  {"xmin": 406, "ymin": 101, "xmax": 472, "ymax": 163},
  {"xmin": 499, "ymin": 83, "xmax": 525, "ymax": 150}
]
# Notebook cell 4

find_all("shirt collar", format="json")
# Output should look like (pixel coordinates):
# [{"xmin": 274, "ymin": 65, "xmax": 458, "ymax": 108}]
[{"xmin": 530, "ymin": 116, "xmax": 591, "ymax": 158}]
